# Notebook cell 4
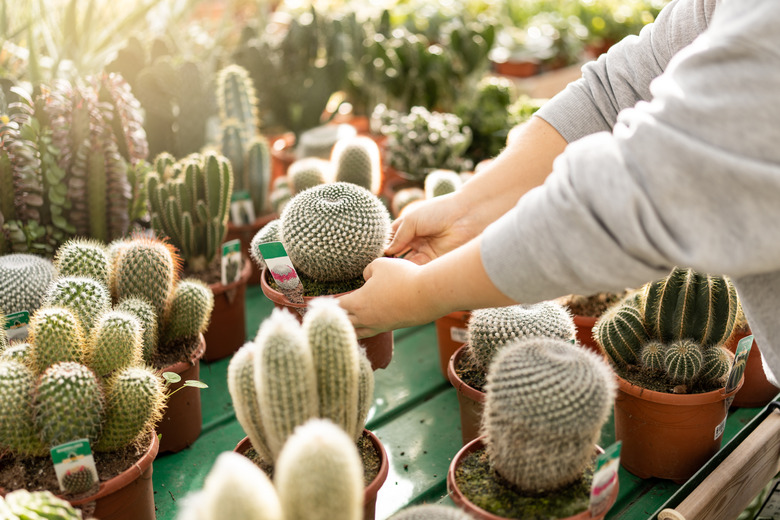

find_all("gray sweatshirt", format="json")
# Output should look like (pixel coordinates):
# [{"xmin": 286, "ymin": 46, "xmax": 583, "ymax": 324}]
[{"xmin": 481, "ymin": 0, "xmax": 780, "ymax": 378}]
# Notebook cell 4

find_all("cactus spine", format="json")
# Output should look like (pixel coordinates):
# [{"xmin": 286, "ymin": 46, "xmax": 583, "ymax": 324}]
[
  {"xmin": 483, "ymin": 338, "xmax": 615, "ymax": 493},
  {"xmin": 28, "ymin": 307, "xmax": 86, "ymax": 372},
  {"xmin": 664, "ymin": 339, "xmax": 703, "ymax": 384},
  {"xmin": 163, "ymin": 278, "xmax": 214, "ymax": 344},
  {"xmin": 0, "ymin": 254, "xmax": 56, "ymax": 314},
  {"xmin": 43, "ymin": 276, "xmax": 111, "ymax": 333},
  {"xmin": 53, "ymin": 237, "xmax": 112, "ymax": 286},
  {"xmin": 0, "ymin": 361, "xmax": 46, "ymax": 456},
  {"xmin": 331, "ymin": 136, "xmax": 381, "ymax": 194},
  {"xmin": 84, "ymin": 310, "xmax": 143, "ymax": 376}
]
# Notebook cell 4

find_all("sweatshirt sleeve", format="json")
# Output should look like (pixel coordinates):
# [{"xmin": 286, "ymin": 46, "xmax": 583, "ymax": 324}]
[
  {"xmin": 535, "ymin": 0, "xmax": 716, "ymax": 142},
  {"xmin": 481, "ymin": 0, "xmax": 780, "ymax": 303}
]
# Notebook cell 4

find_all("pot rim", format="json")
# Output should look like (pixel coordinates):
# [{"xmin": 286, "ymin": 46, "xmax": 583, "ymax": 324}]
[
  {"xmin": 447, "ymin": 344, "xmax": 485, "ymax": 404},
  {"xmin": 615, "ymin": 372, "xmax": 743, "ymax": 406},
  {"xmin": 209, "ymin": 257, "xmax": 252, "ymax": 294},
  {"xmin": 156, "ymin": 333, "xmax": 206, "ymax": 375},
  {"xmin": 573, "ymin": 315, "xmax": 598, "ymax": 327}
]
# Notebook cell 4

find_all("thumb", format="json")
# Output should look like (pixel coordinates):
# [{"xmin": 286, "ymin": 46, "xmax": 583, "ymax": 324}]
[{"xmin": 386, "ymin": 218, "xmax": 415, "ymax": 256}]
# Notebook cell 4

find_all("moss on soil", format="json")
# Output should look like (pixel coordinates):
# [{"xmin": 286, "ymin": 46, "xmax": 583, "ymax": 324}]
[
  {"xmin": 613, "ymin": 363, "xmax": 725, "ymax": 394},
  {"xmin": 455, "ymin": 346, "xmax": 487, "ymax": 393},
  {"xmin": 267, "ymin": 271, "xmax": 365, "ymax": 297}
]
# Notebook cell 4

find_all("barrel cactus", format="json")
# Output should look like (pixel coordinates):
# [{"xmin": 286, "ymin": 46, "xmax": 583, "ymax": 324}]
[
  {"xmin": 0, "ymin": 254, "xmax": 56, "ymax": 314},
  {"xmin": 700, "ymin": 346, "xmax": 734, "ymax": 385},
  {"xmin": 593, "ymin": 302, "xmax": 647, "ymax": 366},
  {"xmin": 288, "ymin": 158, "xmax": 330, "ymax": 195},
  {"xmin": 331, "ymin": 136, "xmax": 381, "ymax": 194},
  {"xmin": 663, "ymin": 339, "xmax": 703, "ymax": 384},
  {"xmin": 424, "ymin": 169, "xmax": 462, "ymax": 199},
  {"xmin": 483, "ymin": 337, "xmax": 615, "ymax": 493},
  {"xmin": 53, "ymin": 238, "xmax": 112, "ymax": 286}
]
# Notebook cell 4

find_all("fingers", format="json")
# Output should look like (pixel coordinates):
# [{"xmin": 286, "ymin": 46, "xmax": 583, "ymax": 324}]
[{"xmin": 386, "ymin": 218, "xmax": 414, "ymax": 256}]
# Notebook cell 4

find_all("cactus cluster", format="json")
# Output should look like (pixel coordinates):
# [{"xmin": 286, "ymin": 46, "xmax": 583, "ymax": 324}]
[
  {"xmin": 0, "ymin": 254, "xmax": 56, "ymax": 314},
  {"xmin": 594, "ymin": 267, "xmax": 739, "ymax": 389},
  {"xmin": 483, "ymin": 337, "xmax": 616, "ymax": 493},
  {"xmin": 147, "ymin": 152, "xmax": 234, "ymax": 273},
  {"xmin": 228, "ymin": 298, "xmax": 374, "ymax": 465},
  {"xmin": 1, "ymin": 489, "xmax": 84, "ymax": 520}
]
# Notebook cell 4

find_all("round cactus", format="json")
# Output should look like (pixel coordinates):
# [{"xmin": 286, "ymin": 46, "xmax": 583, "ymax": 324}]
[
  {"xmin": 274, "ymin": 419, "xmax": 364, "ymax": 520},
  {"xmin": 390, "ymin": 505, "xmax": 475, "ymax": 520},
  {"xmin": 639, "ymin": 341, "xmax": 666, "ymax": 372},
  {"xmin": 664, "ymin": 339, "xmax": 703, "ymax": 384},
  {"xmin": 270, "ymin": 182, "xmax": 292, "ymax": 215},
  {"xmin": 331, "ymin": 136, "xmax": 381, "ymax": 194},
  {"xmin": 391, "ymin": 187, "xmax": 425, "ymax": 218},
  {"xmin": 0, "ymin": 361, "xmax": 46, "ymax": 456},
  {"xmin": 228, "ymin": 342, "xmax": 274, "ymax": 463},
  {"xmin": 467, "ymin": 302, "xmax": 575, "ymax": 372},
  {"xmin": 28, "ymin": 307, "xmax": 86, "ymax": 373},
  {"xmin": 483, "ymin": 338, "xmax": 616, "ymax": 493},
  {"xmin": 84, "ymin": 310, "xmax": 144, "ymax": 376},
  {"xmin": 53, "ymin": 238, "xmax": 112, "ymax": 286},
  {"xmin": 116, "ymin": 297, "xmax": 159, "ymax": 364},
  {"xmin": 280, "ymin": 182, "xmax": 391, "ymax": 282},
  {"xmin": 424, "ymin": 169, "xmax": 462, "ymax": 199},
  {"xmin": 95, "ymin": 366, "xmax": 166, "ymax": 452},
  {"xmin": 0, "ymin": 342, "xmax": 32, "ymax": 364},
  {"xmin": 0, "ymin": 253, "xmax": 56, "ymax": 314},
  {"xmin": 288, "ymin": 158, "xmax": 331, "ymax": 195},
  {"xmin": 593, "ymin": 302, "xmax": 648, "ymax": 367},
  {"xmin": 249, "ymin": 219, "xmax": 281, "ymax": 270},
  {"xmin": 43, "ymin": 276, "xmax": 111, "ymax": 333},
  {"xmin": 61, "ymin": 465, "xmax": 97, "ymax": 495},
  {"xmin": 2, "ymin": 490, "xmax": 83, "ymax": 520},
  {"xmin": 162, "ymin": 278, "xmax": 214, "ymax": 345},
  {"xmin": 34, "ymin": 361, "xmax": 104, "ymax": 447},
  {"xmin": 700, "ymin": 346, "xmax": 734, "ymax": 385}
]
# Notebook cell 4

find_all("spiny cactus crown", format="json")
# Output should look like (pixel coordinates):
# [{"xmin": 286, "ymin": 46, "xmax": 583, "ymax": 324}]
[
  {"xmin": 249, "ymin": 219, "xmax": 281, "ymax": 270},
  {"xmin": 280, "ymin": 182, "xmax": 391, "ymax": 282},
  {"xmin": 483, "ymin": 338, "xmax": 616, "ymax": 494},
  {"xmin": 0, "ymin": 360, "xmax": 46, "ymax": 456},
  {"xmin": 389, "ymin": 505, "xmax": 475, "ymax": 520},
  {"xmin": 84, "ymin": 310, "xmax": 143, "ymax": 377},
  {"xmin": 28, "ymin": 306, "xmax": 86, "ymax": 373},
  {"xmin": 288, "ymin": 158, "xmax": 331, "ymax": 195},
  {"xmin": 162, "ymin": 278, "xmax": 215, "ymax": 344},
  {"xmin": 467, "ymin": 302, "xmax": 575, "ymax": 372},
  {"xmin": 424, "ymin": 169, "xmax": 462, "ymax": 199},
  {"xmin": 1, "ymin": 490, "xmax": 83, "ymax": 520},
  {"xmin": 53, "ymin": 238, "xmax": 112, "ymax": 286},
  {"xmin": 0, "ymin": 254, "xmax": 56, "ymax": 314},
  {"xmin": 331, "ymin": 136, "xmax": 381, "ymax": 194},
  {"xmin": 116, "ymin": 297, "xmax": 159, "ymax": 364},
  {"xmin": 217, "ymin": 64, "xmax": 259, "ymax": 141},
  {"xmin": 43, "ymin": 276, "xmax": 111, "ymax": 333}
]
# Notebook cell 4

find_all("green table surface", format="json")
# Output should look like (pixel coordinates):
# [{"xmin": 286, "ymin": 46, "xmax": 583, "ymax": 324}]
[{"xmin": 152, "ymin": 286, "xmax": 770, "ymax": 520}]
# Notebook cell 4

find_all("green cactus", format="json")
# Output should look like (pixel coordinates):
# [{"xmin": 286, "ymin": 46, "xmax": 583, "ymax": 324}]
[
  {"xmin": 639, "ymin": 340, "xmax": 666, "ymax": 372},
  {"xmin": 246, "ymin": 136, "xmax": 272, "ymax": 216},
  {"xmin": 162, "ymin": 278, "xmax": 215, "ymax": 346},
  {"xmin": 389, "ymin": 505, "xmax": 475, "ymax": 520},
  {"xmin": 116, "ymin": 297, "xmax": 159, "ymax": 364},
  {"xmin": 643, "ymin": 267, "xmax": 738, "ymax": 347},
  {"xmin": 0, "ymin": 360, "xmax": 46, "ymax": 456},
  {"xmin": 270, "ymin": 182, "xmax": 292, "ymax": 215},
  {"xmin": 95, "ymin": 366, "xmax": 166, "ymax": 452},
  {"xmin": 2, "ymin": 489, "xmax": 83, "ymax": 520},
  {"xmin": 424, "ymin": 169, "xmax": 462, "ymax": 199},
  {"xmin": 331, "ymin": 136, "xmax": 381, "ymax": 194},
  {"xmin": 467, "ymin": 302, "xmax": 575, "ymax": 373},
  {"xmin": 62, "ymin": 465, "xmax": 97, "ymax": 495},
  {"xmin": 28, "ymin": 307, "xmax": 86, "ymax": 373},
  {"xmin": 53, "ymin": 237, "xmax": 112, "ymax": 286},
  {"xmin": 274, "ymin": 419, "xmax": 364, "ymax": 520},
  {"xmin": 0, "ymin": 321, "xmax": 7, "ymax": 353},
  {"xmin": 664, "ymin": 339, "xmax": 703, "ymax": 384},
  {"xmin": 84, "ymin": 310, "xmax": 143, "ymax": 377},
  {"xmin": 221, "ymin": 121, "xmax": 247, "ymax": 193},
  {"xmin": 700, "ymin": 346, "xmax": 734, "ymax": 385},
  {"xmin": 34, "ymin": 361, "xmax": 104, "ymax": 447},
  {"xmin": 217, "ymin": 64, "xmax": 260, "ymax": 144},
  {"xmin": 249, "ymin": 219, "xmax": 281, "ymax": 270},
  {"xmin": 593, "ymin": 302, "xmax": 648, "ymax": 367},
  {"xmin": 0, "ymin": 253, "xmax": 56, "ymax": 314},
  {"xmin": 355, "ymin": 350, "xmax": 374, "ymax": 442},
  {"xmin": 147, "ymin": 152, "xmax": 234, "ymax": 272},
  {"xmin": 43, "ymin": 276, "xmax": 111, "ymax": 333},
  {"xmin": 483, "ymin": 338, "xmax": 615, "ymax": 493},
  {"xmin": 391, "ymin": 187, "xmax": 426, "ymax": 218},
  {"xmin": 280, "ymin": 182, "xmax": 391, "ymax": 282},
  {"xmin": 228, "ymin": 342, "xmax": 274, "ymax": 463},
  {"xmin": 0, "ymin": 342, "xmax": 31, "ymax": 364},
  {"xmin": 288, "ymin": 158, "xmax": 330, "ymax": 195}
]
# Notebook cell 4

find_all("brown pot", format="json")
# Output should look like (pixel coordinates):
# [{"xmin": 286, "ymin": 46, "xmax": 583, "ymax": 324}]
[
  {"xmin": 614, "ymin": 374, "xmax": 743, "ymax": 483},
  {"xmin": 260, "ymin": 266, "xmax": 394, "ymax": 370},
  {"xmin": 447, "ymin": 436, "xmax": 616, "ymax": 520},
  {"xmin": 726, "ymin": 329, "xmax": 780, "ymax": 408},
  {"xmin": 226, "ymin": 212, "xmax": 278, "ymax": 286},
  {"xmin": 447, "ymin": 344, "xmax": 485, "ymax": 445},
  {"xmin": 202, "ymin": 258, "xmax": 251, "ymax": 362},
  {"xmin": 270, "ymin": 132, "xmax": 296, "ymax": 182},
  {"xmin": 491, "ymin": 59, "xmax": 540, "ymax": 78},
  {"xmin": 435, "ymin": 311, "xmax": 471, "ymax": 377},
  {"xmin": 234, "ymin": 429, "xmax": 389, "ymax": 520},
  {"xmin": 156, "ymin": 335, "xmax": 206, "ymax": 454},
  {"xmin": 574, "ymin": 315, "xmax": 601, "ymax": 355}
]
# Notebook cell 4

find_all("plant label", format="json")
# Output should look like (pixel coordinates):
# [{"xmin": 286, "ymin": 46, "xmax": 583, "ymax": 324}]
[
  {"xmin": 450, "ymin": 327, "xmax": 468, "ymax": 344},
  {"xmin": 590, "ymin": 441, "xmax": 621, "ymax": 516},
  {"xmin": 230, "ymin": 190, "xmax": 256, "ymax": 226},
  {"xmin": 257, "ymin": 242, "xmax": 305, "ymax": 314},
  {"xmin": 221, "ymin": 239, "xmax": 243, "ymax": 286},
  {"xmin": 50, "ymin": 439, "xmax": 98, "ymax": 493},
  {"xmin": 725, "ymin": 334, "xmax": 754, "ymax": 395},
  {"xmin": 3, "ymin": 310, "xmax": 30, "ymax": 342}
]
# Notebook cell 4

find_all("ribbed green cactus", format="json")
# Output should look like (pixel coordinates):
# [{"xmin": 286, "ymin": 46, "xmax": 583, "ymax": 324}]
[
  {"xmin": 147, "ymin": 152, "xmax": 234, "ymax": 272},
  {"xmin": 228, "ymin": 342, "xmax": 274, "ymax": 463},
  {"xmin": 162, "ymin": 278, "xmax": 214, "ymax": 344},
  {"xmin": 639, "ymin": 340, "xmax": 666, "ymax": 372},
  {"xmin": 593, "ymin": 302, "xmax": 648, "ymax": 366},
  {"xmin": 664, "ymin": 339, "xmax": 703, "ymax": 384},
  {"xmin": 331, "ymin": 136, "xmax": 381, "ymax": 194},
  {"xmin": 389, "ymin": 505, "xmax": 475, "ymax": 520},
  {"xmin": 217, "ymin": 64, "xmax": 260, "ymax": 143},
  {"xmin": 288, "ymin": 158, "xmax": 330, "ymax": 195},
  {"xmin": 95, "ymin": 366, "xmax": 166, "ymax": 452},
  {"xmin": 62, "ymin": 465, "xmax": 97, "ymax": 495},
  {"xmin": 483, "ymin": 338, "xmax": 615, "ymax": 493},
  {"xmin": 34, "ymin": 361, "xmax": 104, "ymax": 447},
  {"xmin": 280, "ymin": 182, "xmax": 391, "ymax": 282},
  {"xmin": 643, "ymin": 267, "xmax": 738, "ymax": 347},
  {"xmin": 221, "ymin": 121, "xmax": 247, "ymax": 193},
  {"xmin": 275, "ymin": 419, "xmax": 364, "ymax": 520},
  {"xmin": 0, "ymin": 361, "xmax": 46, "ymax": 456},
  {"xmin": 116, "ymin": 297, "xmax": 159, "ymax": 364},
  {"xmin": 43, "ymin": 276, "xmax": 110, "ymax": 333},
  {"xmin": 28, "ymin": 307, "xmax": 86, "ymax": 373},
  {"xmin": 0, "ymin": 253, "xmax": 56, "ymax": 314},
  {"xmin": 1, "ymin": 490, "xmax": 83, "ymax": 520},
  {"xmin": 0, "ymin": 342, "xmax": 31, "ymax": 364},
  {"xmin": 249, "ymin": 219, "xmax": 281, "ymax": 270},
  {"xmin": 424, "ymin": 170, "xmax": 462, "ymax": 199},
  {"xmin": 467, "ymin": 302, "xmax": 575, "ymax": 372},
  {"xmin": 246, "ymin": 136, "xmax": 272, "ymax": 216},
  {"xmin": 700, "ymin": 346, "xmax": 734, "ymax": 385},
  {"xmin": 84, "ymin": 310, "xmax": 143, "ymax": 377},
  {"xmin": 53, "ymin": 237, "xmax": 111, "ymax": 286}
]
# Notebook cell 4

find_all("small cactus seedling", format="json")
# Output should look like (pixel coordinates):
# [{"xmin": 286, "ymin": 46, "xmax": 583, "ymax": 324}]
[
  {"xmin": 390, "ymin": 505, "xmax": 475, "ymax": 520},
  {"xmin": 331, "ymin": 136, "xmax": 381, "ymax": 194},
  {"xmin": 43, "ymin": 276, "xmax": 111, "ymax": 333},
  {"xmin": 664, "ymin": 339, "xmax": 703, "ymax": 384},
  {"xmin": 639, "ymin": 341, "xmax": 666, "ymax": 372},
  {"xmin": 424, "ymin": 170, "xmax": 462, "ymax": 199},
  {"xmin": 288, "ymin": 158, "xmax": 331, "ymax": 195},
  {"xmin": 53, "ymin": 238, "xmax": 112, "ymax": 286},
  {"xmin": 0, "ymin": 254, "xmax": 56, "ymax": 314}
]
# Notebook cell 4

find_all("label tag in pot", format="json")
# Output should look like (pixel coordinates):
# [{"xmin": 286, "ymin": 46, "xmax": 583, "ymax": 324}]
[
  {"xmin": 221, "ymin": 239, "xmax": 243, "ymax": 286},
  {"xmin": 50, "ymin": 439, "xmax": 98, "ymax": 494},
  {"xmin": 230, "ymin": 190, "xmax": 256, "ymax": 226},
  {"xmin": 590, "ymin": 441, "xmax": 621, "ymax": 516},
  {"xmin": 725, "ymin": 334, "xmax": 753, "ymax": 395},
  {"xmin": 257, "ymin": 242, "xmax": 306, "ymax": 312},
  {"xmin": 4, "ymin": 311, "xmax": 30, "ymax": 342}
]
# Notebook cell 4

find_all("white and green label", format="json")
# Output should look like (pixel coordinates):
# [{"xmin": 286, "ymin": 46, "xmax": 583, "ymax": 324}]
[
  {"xmin": 725, "ymin": 334, "xmax": 753, "ymax": 394},
  {"xmin": 257, "ymin": 242, "xmax": 301, "ymax": 290},
  {"xmin": 230, "ymin": 190, "xmax": 255, "ymax": 226},
  {"xmin": 220, "ymin": 239, "xmax": 243, "ymax": 286},
  {"xmin": 50, "ymin": 439, "xmax": 98, "ymax": 493},
  {"xmin": 589, "ymin": 441, "xmax": 621, "ymax": 516},
  {"xmin": 4, "ymin": 311, "xmax": 30, "ymax": 342}
]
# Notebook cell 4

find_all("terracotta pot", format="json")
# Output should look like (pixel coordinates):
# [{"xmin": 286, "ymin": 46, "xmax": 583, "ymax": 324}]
[
  {"xmin": 156, "ymin": 334, "xmax": 206, "ymax": 454},
  {"xmin": 447, "ymin": 437, "xmax": 616, "ymax": 520},
  {"xmin": 380, "ymin": 166, "xmax": 423, "ymax": 204},
  {"xmin": 574, "ymin": 315, "xmax": 601, "ymax": 354},
  {"xmin": 726, "ymin": 329, "xmax": 780, "ymax": 408},
  {"xmin": 270, "ymin": 132, "xmax": 296, "ymax": 182},
  {"xmin": 234, "ymin": 429, "xmax": 389, "ymax": 520},
  {"xmin": 491, "ymin": 59, "xmax": 540, "ymax": 78},
  {"xmin": 0, "ymin": 434, "xmax": 159, "ymax": 520},
  {"xmin": 435, "ymin": 311, "xmax": 471, "ymax": 377},
  {"xmin": 260, "ymin": 266, "xmax": 393, "ymax": 370},
  {"xmin": 202, "ymin": 258, "xmax": 251, "ymax": 362},
  {"xmin": 226, "ymin": 212, "xmax": 278, "ymax": 286},
  {"xmin": 447, "ymin": 345, "xmax": 485, "ymax": 445},
  {"xmin": 614, "ymin": 374, "xmax": 743, "ymax": 483}
]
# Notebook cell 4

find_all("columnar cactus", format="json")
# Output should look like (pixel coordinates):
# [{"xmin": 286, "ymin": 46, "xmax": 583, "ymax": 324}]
[
  {"xmin": 467, "ymin": 302, "xmax": 575, "ymax": 372},
  {"xmin": 331, "ymin": 136, "xmax": 381, "ymax": 194},
  {"xmin": 279, "ymin": 182, "xmax": 391, "ymax": 282},
  {"xmin": 28, "ymin": 307, "xmax": 86, "ymax": 373},
  {"xmin": 0, "ymin": 254, "xmax": 56, "ymax": 314},
  {"xmin": 53, "ymin": 238, "xmax": 112, "ymax": 286},
  {"xmin": 288, "ymin": 158, "xmax": 330, "ymax": 195},
  {"xmin": 217, "ymin": 64, "xmax": 260, "ymax": 142},
  {"xmin": 249, "ymin": 219, "xmax": 281, "ymax": 270},
  {"xmin": 355, "ymin": 351, "xmax": 374, "ymax": 441},
  {"xmin": 593, "ymin": 302, "xmax": 647, "ymax": 366},
  {"xmin": 1, "ymin": 490, "xmax": 83, "ymax": 520},
  {"xmin": 162, "ymin": 279, "xmax": 215, "ymax": 344},
  {"xmin": 483, "ymin": 338, "xmax": 615, "ymax": 493},
  {"xmin": 0, "ymin": 361, "xmax": 46, "ymax": 456},
  {"xmin": 424, "ymin": 170, "xmax": 462, "ymax": 199},
  {"xmin": 245, "ymin": 136, "xmax": 272, "ymax": 216},
  {"xmin": 84, "ymin": 310, "xmax": 143, "ymax": 376},
  {"xmin": 116, "ymin": 297, "xmax": 159, "ymax": 363},
  {"xmin": 43, "ymin": 276, "xmax": 111, "ymax": 333},
  {"xmin": 390, "ymin": 505, "xmax": 475, "ymax": 520},
  {"xmin": 228, "ymin": 343, "xmax": 274, "ymax": 463}
]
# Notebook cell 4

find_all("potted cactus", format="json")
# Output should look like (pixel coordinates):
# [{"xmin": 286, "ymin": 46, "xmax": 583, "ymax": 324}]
[
  {"xmin": 250, "ymin": 181, "xmax": 394, "ymax": 369},
  {"xmin": 448, "ymin": 337, "xmax": 617, "ymax": 519},
  {"xmin": 448, "ymin": 302, "xmax": 575, "ymax": 444},
  {"xmin": 593, "ymin": 267, "xmax": 743, "ymax": 482},
  {"xmin": 227, "ymin": 299, "xmax": 389, "ymax": 519},
  {"xmin": 724, "ymin": 308, "xmax": 779, "ymax": 408},
  {"xmin": 146, "ymin": 151, "xmax": 251, "ymax": 361}
]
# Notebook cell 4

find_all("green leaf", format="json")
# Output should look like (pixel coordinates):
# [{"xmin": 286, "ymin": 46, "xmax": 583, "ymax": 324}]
[
  {"xmin": 162, "ymin": 372, "xmax": 181, "ymax": 384},
  {"xmin": 183, "ymin": 380, "xmax": 208, "ymax": 389}
]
